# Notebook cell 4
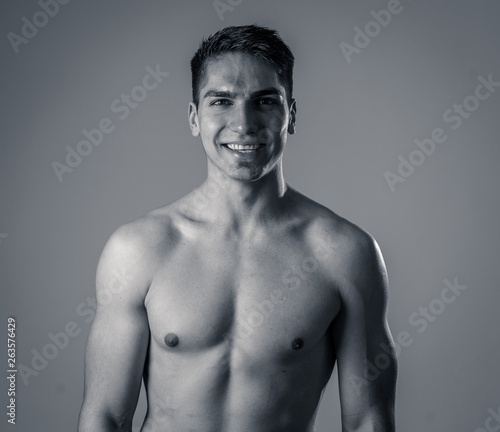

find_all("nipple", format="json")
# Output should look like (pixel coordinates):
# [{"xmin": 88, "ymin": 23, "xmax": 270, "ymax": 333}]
[
  {"xmin": 291, "ymin": 337, "xmax": 304, "ymax": 350},
  {"xmin": 164, "ymin": 333, "xmax": 179, "ymax": 347}
]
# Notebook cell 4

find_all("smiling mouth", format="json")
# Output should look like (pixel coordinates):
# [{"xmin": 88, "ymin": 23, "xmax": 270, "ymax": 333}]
[{"xmin": 222, "ymin": 143, "xmax": 265, "ymax": 153}]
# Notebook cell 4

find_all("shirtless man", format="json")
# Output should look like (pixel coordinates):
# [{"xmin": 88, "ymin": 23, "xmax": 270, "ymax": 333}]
[{"xmin": 78, "ymin": 25, "xmax": 397, "ymax": 432}]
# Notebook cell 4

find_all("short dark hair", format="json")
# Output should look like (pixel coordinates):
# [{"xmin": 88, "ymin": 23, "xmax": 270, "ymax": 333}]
[{"xmin": 190, "ymin": 25, "xmax": 295, "ymax": 107}]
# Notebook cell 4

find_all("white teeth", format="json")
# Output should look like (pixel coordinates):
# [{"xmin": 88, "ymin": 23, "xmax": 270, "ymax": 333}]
[{"xmin": 226, "ymin": 144, "xmax": 260, "ymax": 151}]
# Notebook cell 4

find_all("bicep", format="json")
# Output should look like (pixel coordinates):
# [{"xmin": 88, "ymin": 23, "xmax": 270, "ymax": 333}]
[
  {"xmin": 332, "ymin": 236, "xmax": 397, "ymax": 427},
  {"xmin": 80, "ymin": 227, "xmax": 151, "ymax": 429},
  {"xmin": 83, "ymin": 298, "xmax": 149, "ymax": 418}
]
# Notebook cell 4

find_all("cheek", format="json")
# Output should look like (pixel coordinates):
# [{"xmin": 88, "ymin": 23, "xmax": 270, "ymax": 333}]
[
  {"xmin": 264, "ymin": 124, "xmax": 288, "ymax": 145},
  {"xmin": 255, "ymin": 111, "xmax": 287, "ymax": 142},
  {"xmin": 269, "ymin": 112, "xmax": 287, "ymax": 133},
  {"xmin": 199, "ymin": 117, "xmax": 221, "ymax": 138}
]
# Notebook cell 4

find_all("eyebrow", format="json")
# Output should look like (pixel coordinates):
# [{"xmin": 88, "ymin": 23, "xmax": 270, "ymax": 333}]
[{"xmin": 203, "ymin": 87, "xmax": 282, "ymax": 99}]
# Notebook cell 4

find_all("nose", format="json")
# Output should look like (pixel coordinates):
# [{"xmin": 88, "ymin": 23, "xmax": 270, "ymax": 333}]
[{"xmin": 228, "ymin": 102, "xmax": 258, "ymax": 135}]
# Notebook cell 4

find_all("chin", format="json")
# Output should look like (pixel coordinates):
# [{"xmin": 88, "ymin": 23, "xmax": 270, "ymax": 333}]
[
  {"xmin": 228, "ymin": 171, "xmax": 265, "ymax": 182},
  {"xmin": 229, "ymin": 159, "xmax": 282, "ymax": 182}
]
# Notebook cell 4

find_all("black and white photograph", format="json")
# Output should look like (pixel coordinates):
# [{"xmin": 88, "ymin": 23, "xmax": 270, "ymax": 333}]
[{"xmin": 1, "ymin": 1, "xmax": 499, "ymax": 431}]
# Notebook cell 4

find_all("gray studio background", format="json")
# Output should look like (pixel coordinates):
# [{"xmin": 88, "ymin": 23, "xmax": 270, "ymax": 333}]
[{"xmin": 1, "ymin": 0, "xmax": 499, "ymax": 431}]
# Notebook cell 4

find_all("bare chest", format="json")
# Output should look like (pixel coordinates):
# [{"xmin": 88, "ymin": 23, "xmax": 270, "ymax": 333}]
[{"xmin": 145, "ymin": 233, "xmax": 340, "ymax": 359}]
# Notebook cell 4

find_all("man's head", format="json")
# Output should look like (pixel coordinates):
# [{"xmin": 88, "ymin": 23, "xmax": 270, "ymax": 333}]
[
  {"xmin": 190, "ymin": 25, "xmax": 295, "ymax": 108},
  {"xmin": 188, "ymin": 25, "xmax": 297, "ymax": 183}
]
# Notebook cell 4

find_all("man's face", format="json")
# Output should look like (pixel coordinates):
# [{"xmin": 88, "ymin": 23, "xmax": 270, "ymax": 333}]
[{"xmin": 189, "ymin": 52, "xmax": 296, "ymax": 182}]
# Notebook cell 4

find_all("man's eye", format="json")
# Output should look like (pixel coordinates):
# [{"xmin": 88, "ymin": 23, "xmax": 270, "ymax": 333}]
[
  {"xmin": 211, "ymin": 99, "xmax": 232, "ymax": 106},
  {"xmin": 257, "ymin": 98, "xmax": 278, "ymax": 105}
]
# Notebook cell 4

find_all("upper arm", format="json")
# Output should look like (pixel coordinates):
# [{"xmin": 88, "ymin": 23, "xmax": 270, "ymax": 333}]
[
  {"xmin": 79, "ymin": 223, "xmax": 155, "ymax": 431},
  {"xmin": 332, "ymin": 231, "xmax": 397, "ymax": 431}
]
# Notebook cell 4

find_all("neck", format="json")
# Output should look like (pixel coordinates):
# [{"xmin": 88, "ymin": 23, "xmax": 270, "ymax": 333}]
[{"xmin": 197, "ymin": 161, "xmax": 288, "ymax": 233}]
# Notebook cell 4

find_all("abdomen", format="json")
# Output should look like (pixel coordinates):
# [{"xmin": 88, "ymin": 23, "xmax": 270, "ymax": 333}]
[{"xmin": 142, "ymin": 327, "xmax": 335, "ymax": 432}]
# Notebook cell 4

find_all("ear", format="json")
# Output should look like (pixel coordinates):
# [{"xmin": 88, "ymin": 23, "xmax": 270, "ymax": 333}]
[
  {"xmin": 287, "ymin": 98, "xmax": 297, "ymax": 134},
  {"xmin": 188, "ymin": 102, "xmax": 200, "ymax": 137}
]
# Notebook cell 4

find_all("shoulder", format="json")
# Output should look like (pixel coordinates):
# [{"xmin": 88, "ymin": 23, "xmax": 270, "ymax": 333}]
[
  {"xmin": 288, "ymin": 187, "xmax": 375, "ymax": 255},
  {"xmin": 319, "ymin": 214, "xmax": 387, "ymax": 305},
  {"xmin": 291, "ymin": 190, "xmax": 387, "ymax": 296},
  {"xmin": 96, "ymin": 205, "xmax": 181, "ymax": 298},
  {"xmin": 103, "ymin": 212, "xmax": 173, "ymax": 265},
  {"xmin": 310, "ymin": 209, "xmax": 381, "ymax": 270},
  {"xmin": 103, "ymin": 188, "xmax": 216, "ymax": 263}
]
